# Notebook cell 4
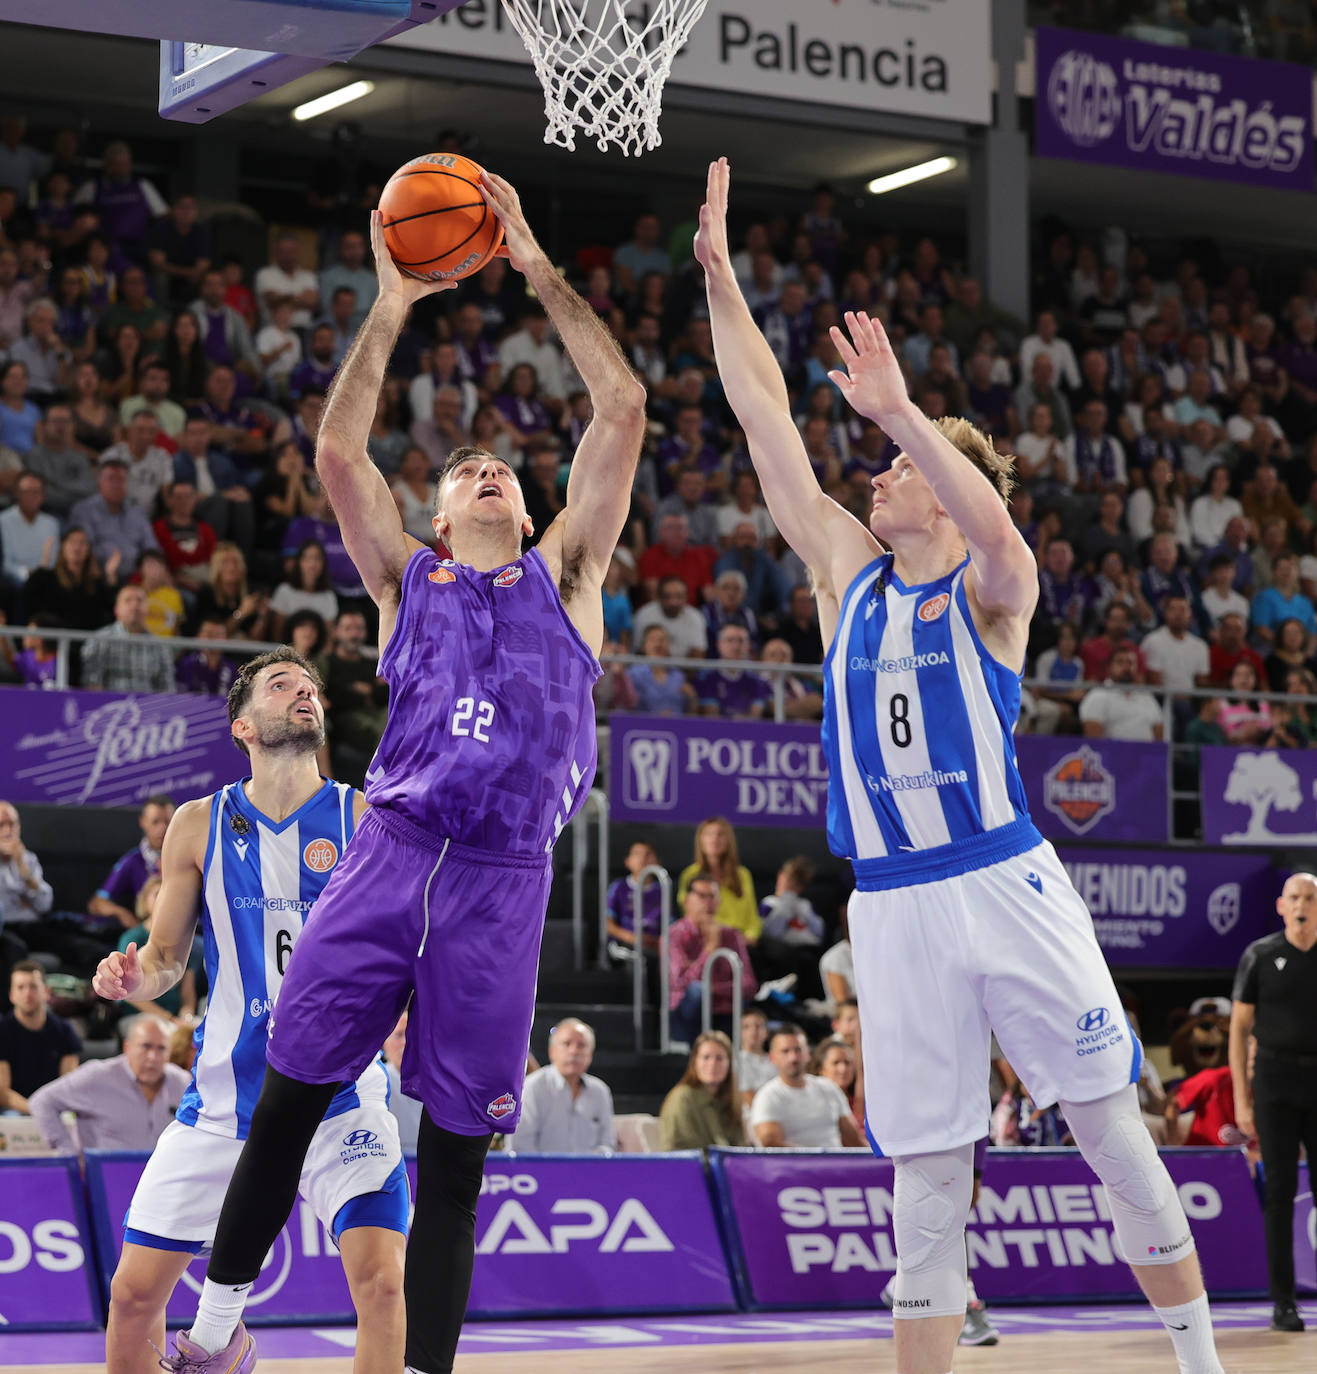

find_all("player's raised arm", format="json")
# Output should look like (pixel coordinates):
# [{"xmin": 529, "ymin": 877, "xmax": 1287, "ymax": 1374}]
[
  {"xmin": 829, "ymin": 310, "xmax": 1038, "ymax": 620},
  {"xmin": 694, "ymin": 158, "xmax": 877, "ymax": 587},
  {"xmin": 316, "ymin": 212, "xmax": 455, "ymax": 606},
  {"xmin": 92, "ymin": 798, "xmax": 208, "ymax": 1005},
  {"xmin": 480, "ymin": 171, "xmax": 646, "ymax": 572}
]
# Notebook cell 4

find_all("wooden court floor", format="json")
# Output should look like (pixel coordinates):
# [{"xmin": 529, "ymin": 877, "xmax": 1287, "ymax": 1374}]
[{"xmin": 9, "ymin": 1329, "xmax": 1313, "ymax": 1374}]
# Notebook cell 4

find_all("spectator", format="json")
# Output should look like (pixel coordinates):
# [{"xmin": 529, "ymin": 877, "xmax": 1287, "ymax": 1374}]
[
  {"xmin": 288, "ymin": 324, "xmax": 339, "ymax": 399},
  {"xmin": 1189, "ymin": 465, "xmax": 1244, "ymax": 554},
  {"xmin": 70, "ymin": 360, "xmax": 117, "ymax": 456},
  {"xmin": 318, "ymin": 287, "xmax": 357, "ymax": 363},
  {"xmin": 1020, "ymin": 309, "xmax": 1081, "ymax": 390},
  {"xmin": 1078, "ymin": 490, "xmax": 1138, "ymax": 571},
  {"xmin": 715, "ymin": 521, "xmax": 788, "ymax": 626},
  {"xmin": 1079, "ymin": 645, "xmax": 1164, "ymax": 741},
  {"xmin": 0, "ymin": 962, "xmax": 80, "ymax": 1113},
  {"xmin": 270, "ymin": 538, "xmax": 339, "ymax": 637},
  {"xmin": 1068, "ymin": 399, "xmax": 1128, "ymax": 495},
  {"xmin": 1140, "ymin": 595, "xmax": 1211, "ymax": 692},
  {"xmin": 189, "ymin": 268, "xmax": 260, "ymax": 378},
  {"xmin": 1031, "ymin": 622, "xmax": 1087, "ymax": 734},
  {"xmin": 676, "ymin": 816, "xmax": 760, "ymax": 944},
  {"xmin": 1244, "ymin": 464, "xmax": 1308, "ymax": 544},
  {"xmin": 23, "ymin": 526, "xmax": 113, "ymax": 631},
  {"xmin": 518, "ymin": 443, "xmax": 564, "ymax": 544},
  {"xmin": 1209, "ymin": 612, "xmax": 1266, "ymax": 688},
  {"xmin": 667, "ymin": 874, "xmax": 757, "ymax": 1046},
  {"xmin": 322, "ymin": 609, "xmax": 388, "ymax": 783},
  {"xmin": 175, "ymin": 614, "xmax": 239, "ymax": 696},
  {"xmin": 97, "ymin": 266, "xmax": 169, "ymax": 349},
  {"xmin": 0, "ymin": 472, "xmax": 57, "ymax": 585},
  {"xmin": 1228, "ymin": 387, "xmax": 1289, "ymax": 466},
  {"xmin": 136, "ymin": 547, "xmax": 184, "ymax": 637},
  {"xmin": 1080, "ymin": 601, "xmax": 1145, "ymax": 681},
  {"xmin": 451, "ymin": 300, "xmax": 499, "ymax": 392},
  {"xmin": 0, "ymin": 360, "xmax": 40, "ymax": 456},
  {"xmin": 192, "ymin": 366, "xmax": 272, "ymax": 474},
  {"xmin": 759, "ymin": 638, "xmax": 824, "ymax": 720},
  {"xmin": 0, "ymin": 114, "xmax": 49, "ymax": 201},
  {"xmin": 750, "ymin": 1024, "xmax": 862, "ymax": 1148},
  {"xmin": 778, "ymin": 583, "xmax": 823, "ymax": 665},
  {"xmin": 255, "ymin": 232, "xmax": 318, "ymax": 330},
  {"xmin": 318, "ymin": 228, "xmax": 376, "ymax": 330},
  {"xmin": 613, "ymin": 212, "xmax": 671, "ymax": 296},
  {"xmin": 1265, "ymin": 618, "xmax": 1315, "ymax": 693},
  {"xmin": 600, "ymin": 552, "xmax": 633, "ymax": 649},
  {"xmin": 152, "ymin": 479, "xmax": 217, "ymax": 589},
  {"xmin": 638, "ymin": 512, "xmax": 716, "ymax": 605},
  {"xmin": 255, "ymin": 300, "xmax": 302, "ymax": 394},
  {"xmin": 1218, "ymin": 660, "xmax": 1273, "ymax": 745},
  {"xmin": 1166, "ymin": 1060, "xmax": 1241, "ymax": 1148},
  {"xmin": 191, "ymin": 542, "xmax": 275, "ymax": 643},
  {"xmin": 1202, "ymin": 515, "xmax": 1256, "ymax": 596},
  {"xmin": 604, "ymin": 841, "xmax": 663, "ymax": 960},
  {"xmin": 0, "ymin": 246, "xmax": 33, "ymax": 351},
  {"xmin": 69, "ymin": 456, "xmax": 159, "ymax": 575},
  {"xmin": 80, "ymin": 583, "xmax": 175, "ymax": 693},
  {"xmin": 121, "ymin": 357, "xmax": 187, "ymax": 441},
  {"xmin": 757, "ymin": 855, "xmax": 824, "ymax": 987},
  {"xmin": 696, "ymin": 624, "xmax": 772, "ymax": 718},
  {"xmin": 145, "ymin": 194, "xmax": 211, "ymax": 308},
  {"xmin": 1199, "ymin": 554, "xmax": 1251, "ymax": 631},
  {"xmin": 13, "ymin": 616, "xmax": 59, "ymax": 688},
  {"xmin": 809, "ymin": 1035, "xmax": 863, "ymax": 1135},
  {"xmin": 654, "ymin": 467, "xmax": 721, "ymax": 549},
  {"xmin": 87, "ymin": 793, "xmax": 174, "ymax": 931},
  {"xmin": 284, "ymin": 608, "xmax": 329, "ymax": 662},
  {"xmin": 717, "ymin": 468, "xmax": 776, "ymax": 548},
  {"xmin": 659, "ymin": 1031, "xmax": 746, "ymax": 1150},
  {"xmin": 1140, "ymin": 533, "xmax": 1200, "ymax": 626},
  {"xmin": 409, "ymin": 340, "xmax": 479, "ymax": 436},
  {"xmin": 703, "ymin": 568, "xmax": 757, "ymax": 654},
  {"xmin": 381, "ymin": 1011, "xmax": 422, "ymax": 1154},
  {"xmin": 114, "ymin": 875, "xmax": 198, "ymax": 1024},
  {"xmin": 25, "ymin": 403, "xmax": 96, "ymax": 517},
  {"xmin": 30, "ymin": 1014, "xmax": 187, "ymax": 1153},
  {"xmin": 71, "ymin": 141, "xmax": 167, "ymax": 266},
  {"xmin": 1251, "ymin": 553, "xmax": 1316, "ymax": 649},
  {"xmin": 497, "ymin": 302, "xmax": 565, "ymax": 406},
  {"xmin": 1127, "ymin": 456, "xmax": 1190, "ymax": 549},
  {"xmin": 100, "ymin": 412, "xmax": 174, "ymax": 514},
  {"xmin": 737, "ymin": 1005, "xmax": 776, "ymax": 1106},
  {"xmin": 628, "ymin": 623, "xmax": 696, "ymax": 713},
  {"xmin": 506, "ymin": 1020, "xmax": 615, "ymax": 1153},
  {"xmin": 10, "ymin": 298, "xmax": 73, "ymax": 399}
]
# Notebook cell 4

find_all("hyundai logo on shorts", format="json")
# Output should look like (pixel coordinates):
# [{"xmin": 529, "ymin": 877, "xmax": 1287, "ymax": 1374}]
[
  {"xmin": 343, "ymin": 1129, "xmax": 379, "ymax": 1148},
  {"xmin": 1076, "ymin": 1007, "xmax": 1110, "ymax": 1033}
]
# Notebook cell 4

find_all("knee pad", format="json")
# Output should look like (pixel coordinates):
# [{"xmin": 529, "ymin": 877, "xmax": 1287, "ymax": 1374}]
[
  {"xmin": 890, "ymin": 1145, "xmax": 973, "ymax": 1319},
  {"xmin": 1061, "ymin": 1085, "xmax": 1194, "ymax": 1267}
]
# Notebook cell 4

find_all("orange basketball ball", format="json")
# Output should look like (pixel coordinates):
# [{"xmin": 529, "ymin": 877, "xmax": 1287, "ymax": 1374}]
[{"xmin": 378, "ymin": 153, "xmax": 505, "ymax": 282}]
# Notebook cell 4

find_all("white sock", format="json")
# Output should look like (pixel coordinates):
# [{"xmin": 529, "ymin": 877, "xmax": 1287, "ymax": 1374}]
[
  {"xmin": 189, "ymin": 1278, "xmax": 252, "ymax": 1355},
  {"xmin": 1154, "ymin": 1294, "xmax": 1225, "ymax": 1374}
]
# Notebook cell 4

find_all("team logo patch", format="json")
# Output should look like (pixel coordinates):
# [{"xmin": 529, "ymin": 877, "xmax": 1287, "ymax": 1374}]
[
  {"xmin": 487, "ymin": 1092, "xmax": 517, "ymax": 1121},
  {"xmin": 428, "ymin": 567, "xmax": 456, "ymax": 585},
  {"xmin": 1043, "ymin": 745, "xmax": 1116, "ymax": 836},
  {"xmin": 303, "ymin": 837, "xmax": 338, "ymax": 872},
  {"xmin": 493, "ymin": 565, "xmax": 523, "ymax": 588},
  {"xmin": 917, "ymin": 592, "xmax": 950, "ymax": 622}
]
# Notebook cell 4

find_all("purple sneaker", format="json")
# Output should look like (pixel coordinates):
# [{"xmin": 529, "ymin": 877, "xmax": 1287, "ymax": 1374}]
[{"xmin": 159, "ymin": 1324, "xmax": 257, "ymax": 1374}]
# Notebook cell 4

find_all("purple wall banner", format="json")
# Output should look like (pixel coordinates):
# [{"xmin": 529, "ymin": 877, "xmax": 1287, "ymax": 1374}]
[
  {"xmin": 1017, "ymin": 737, "xmax": 1168, "ymax": 844},
  {"xmin": 1055, "ymin": 847, "xmax": 1282, "ymax": 968},
  {"xmin": 1035, "ymin": 27, "xmax": 1313, "ymax": 192},
  {"xmin": 611, "ymin": 714, "xmax": 828, "ymax": 828},
  {"xmin": 1296, "ymin": 1162, "xmax": 1315, "ymax": 1294},
  {"xmin": 712, "ymin": 1147, "xmax": 1264, "ymax": 1307},
  {"xmin": 2, "ymin": 686, "xmax": 244, "ymax": 808},
  {"xmin": 0, "ymin": 1157, "xmax": 101, "ymax": 1330},
  {"xmin": 86, "ymin": 1151, "xmax": 733, "ymax": 1324},
  {"xmin": 1200, "ymin": 746, "xmax": 1317, "ymax": 847}
]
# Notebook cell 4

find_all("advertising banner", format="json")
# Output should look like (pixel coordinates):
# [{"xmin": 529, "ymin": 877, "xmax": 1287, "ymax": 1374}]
[
  {"xmin": 1034, "ymin": 27, "xmax": 1312, "ymax": 192},
  {"xmin": 86, "ymin": 1151, "xmax": 733, "ymax": 1324},
  {"xmin": 0, "ymin": 1157, "xmax": 101, "ymax": 1330},
  {"xmin": 1017, "ymin": 737, "xmax": 1169, "ymax": 844},
  {"xmin": 713, "ymin": 1147, "xmax": 1264, "ymax": 1306},
  {"xmin": 390, "ymin": 0, "xmax": 994, "ymax": 125},
  {"xmin": 611, "ymin": 714, "xmax": 828, "ymax": 829},
  {"xmin": 1200, "ymin": 746, "xmax": 1317, "ymax": 847},
  {"xmin": 1055, "ymin": 847, "xmax": 1282, "ymax": 967},
  {"xmin": 1296, "ymin": 1161, "xmax": 1315, "ymax": 1294},
  {"xmin": 1, "ymin": 687, "xmax": 244, "ymax": 808}
]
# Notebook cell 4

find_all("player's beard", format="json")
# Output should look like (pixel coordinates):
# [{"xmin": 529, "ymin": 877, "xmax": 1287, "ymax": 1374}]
[{"xmin": 253, "ymin": 704, "xmax": 325, "ymax": 755}]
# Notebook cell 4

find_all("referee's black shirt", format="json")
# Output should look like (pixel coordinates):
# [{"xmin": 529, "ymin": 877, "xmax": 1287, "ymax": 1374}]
[{"xmin": 1233, "ymin": 932, "xmax": 1317, "ymax": 1056}]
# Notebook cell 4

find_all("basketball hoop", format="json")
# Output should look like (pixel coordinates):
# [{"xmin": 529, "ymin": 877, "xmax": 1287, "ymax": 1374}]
[{"xmin": 498, "ymin": 0, "xmax": 708, "ymax": 157}]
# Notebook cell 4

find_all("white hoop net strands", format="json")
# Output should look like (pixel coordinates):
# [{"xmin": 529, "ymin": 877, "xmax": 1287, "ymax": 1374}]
[{"xmin": 499, "ymin": 0, "xmax": 709, "ymax": 157}]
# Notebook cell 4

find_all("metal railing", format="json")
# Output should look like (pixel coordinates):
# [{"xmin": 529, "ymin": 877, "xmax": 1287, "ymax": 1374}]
[
  {"xmin": 701, "ymin": 948, "xmax": 745, "ymax": 1039},
  {"xmin": 631, "ymin": 863, "xmax": 672, "ymax": 1054},
  {"xmin": 568, "ymin": 788, "xmax": 609, "ymax": 971},
  {"xmin": 600, "ymin": 650, "xmax": 823, "ymax": 724}
]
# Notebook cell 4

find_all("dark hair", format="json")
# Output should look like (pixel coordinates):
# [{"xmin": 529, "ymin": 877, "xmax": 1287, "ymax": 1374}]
[
  {"xmin": 1207, "ymin": 552, "xmax": 1234, "ymax": 573},
  {"xmin": 292, "ymin": 539, "xmax": 331, "ymax": 593},
  {"xmin": 226, "ymin": 648, "xmax": 322, "ymax": 757},
  {"xmin": 834, "ymin": 997, "xmax": 859, "ymax": 1015},
  {"xmin": 283, "ymin": 609, "xmax": 329, "ymax": 657},
  {"xmin": 767, "ymin": 1023, "xmax": 806, "ymax": 1053},
  {"xmin": 141, "ymin": 793, "xmax": 173, "ymax": 813},
  {"xmin": 433, "ymin": 445, "xmax": 504, "ymax": 511},
  {"xmin": 10, "ymin": 960, "xmax": 45, "ymax": 981}
]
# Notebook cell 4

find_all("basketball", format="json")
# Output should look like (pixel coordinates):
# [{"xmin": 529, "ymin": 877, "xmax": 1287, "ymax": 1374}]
[{"xmin": 378, "ymin": 153, "xmax": 505, "ymax": 282}]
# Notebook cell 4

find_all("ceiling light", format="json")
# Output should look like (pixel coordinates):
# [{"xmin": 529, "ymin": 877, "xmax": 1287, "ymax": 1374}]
[
  {"xmin": 866, "ymin": 156, "xmax": 958, "ymax": 196},
  {"xmin": 292, "ymin": 80, "xmax": 375, "ymax": 122}
]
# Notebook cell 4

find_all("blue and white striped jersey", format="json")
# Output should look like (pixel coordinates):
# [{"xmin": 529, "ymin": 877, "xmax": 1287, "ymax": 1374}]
[
  {"xmin": 177, "ymin": 777, "xmax": 384, "ymax": 1138},
  {"xmin": 822, "ymin": 554, "xmax": 1032, "ymax": 868}
]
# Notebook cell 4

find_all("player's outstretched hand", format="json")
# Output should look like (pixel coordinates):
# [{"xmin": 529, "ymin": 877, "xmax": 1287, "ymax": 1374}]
[
  {"xmin": 478, "ymin": 171, "xmax": 542, "ymax": 276},
  {"xmin": 370, "ymin": 209, "xmax": 458, "ymax": 306},
  {"xmin": 693, "ymin": 157, "xmax": 732, "ymax": 276},
  {"xmin": 828, "ymin": 311, "xmax": 911, "ymax": 425},
  {"xmin": 93, "ymin": 941, "xmax": 144, "ymax": 1002}
]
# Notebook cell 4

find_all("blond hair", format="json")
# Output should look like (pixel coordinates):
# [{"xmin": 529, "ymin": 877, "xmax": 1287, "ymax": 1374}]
[{"xmin": 931, "ymin": 416, "xmax": 1014, "ymax": 506}]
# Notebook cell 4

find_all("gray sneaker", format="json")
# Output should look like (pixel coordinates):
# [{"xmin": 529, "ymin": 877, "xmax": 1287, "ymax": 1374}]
[{"xmin": 959, "ymin": 1300, "xmax": 999, "ymax": 1346}]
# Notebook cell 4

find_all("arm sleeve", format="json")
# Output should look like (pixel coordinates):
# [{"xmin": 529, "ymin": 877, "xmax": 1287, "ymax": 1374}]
[
  {"xmin": 668, "ymin": 923, "xmax": 705, "ymax": 1003},
  {"xmin": 58, "ymin": 1017, "xmax": 83, "ymax": 1057},
  {"xmin": 28, "ymin": 1068, "xmax": 83, "ymax": 1152},
  {"xmin": 598, "ymin": 1083, "xmax": 616, "ymax": 1151},
  {"xmin": 1232, "ymin": 943, "xmax": 1260, "ymax": 1004},
  {"xmin": 505, "ymin": 1075, "xmax": 541, "ymax": 1152},
  {"xmin": 748, "ymin": 1083, "xmax": 777, "ymax": 1128},
  {"xmin": 22, "ymin": 852, "xmax": 54, "ymax": 915}
]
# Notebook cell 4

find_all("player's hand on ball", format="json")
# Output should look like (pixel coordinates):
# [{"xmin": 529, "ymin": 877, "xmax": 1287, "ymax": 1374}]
[
  {"xmin": 370, "ymin": 209, "xmax": 458, "ymax": 305},
  {"xmin": 828, "ymin": 310, "xmax": 911, "ymax": 425},
  {"xmin": 694, "ymin": 157, "xmax": 732, "ymax": 275},
  {"xmin": 478, "ymin": 171, "xmax": 540, "ymax": 275},
  {"xmin": 93, "ymin": 940, "xmax": 144, "ymax": 1002}
]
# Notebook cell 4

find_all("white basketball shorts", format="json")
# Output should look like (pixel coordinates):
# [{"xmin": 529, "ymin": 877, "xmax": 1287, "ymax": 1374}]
[
  {"xmin": 851, "ymin": 836, "xmax": 1139, "ymax": 1158},
  {"xmin": 124, "ymin": 1098, "xmax": 405, "ymax": 1251}
]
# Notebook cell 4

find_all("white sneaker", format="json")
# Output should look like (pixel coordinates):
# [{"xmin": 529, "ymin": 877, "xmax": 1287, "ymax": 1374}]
[{"xmin": 755, "ymin": 973, "xmax": 798, "ymax": 1002}]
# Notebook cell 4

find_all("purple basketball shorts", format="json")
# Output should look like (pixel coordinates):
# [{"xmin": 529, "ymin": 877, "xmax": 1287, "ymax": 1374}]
[{"xmin": 267, "ymin": 805, "xmax": 552, "ymax": 1135}]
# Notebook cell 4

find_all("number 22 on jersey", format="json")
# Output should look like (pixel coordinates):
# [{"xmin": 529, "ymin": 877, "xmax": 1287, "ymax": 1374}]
[{"xmin": 452, "ymin": 696, "xmax": 495, "ymax": 742}]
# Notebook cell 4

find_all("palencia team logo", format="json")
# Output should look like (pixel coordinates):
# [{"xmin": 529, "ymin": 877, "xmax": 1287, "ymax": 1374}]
[
  {"xmin": 493, "ymin": 565, "xmax": 523, "ymax": 588},
  {"xmin": 1043, "ymin": 745, "xmax": 1116, "ymax": 836},
  {"xmin": 487, "ymin": 1092, "xmax": 517, "ymax": 1121}
]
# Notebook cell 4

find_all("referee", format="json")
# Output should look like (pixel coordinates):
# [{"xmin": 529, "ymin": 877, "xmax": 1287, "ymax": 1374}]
[{"xmin": 1230, "ymin": 872, "xmax": 1317, "ymax": 1333}]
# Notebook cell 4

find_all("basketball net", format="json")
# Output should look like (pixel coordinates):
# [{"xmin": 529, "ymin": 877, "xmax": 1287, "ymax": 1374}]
[{"xmin": 498, "ymin": 0, "xmax": 708, "ymax": 157}]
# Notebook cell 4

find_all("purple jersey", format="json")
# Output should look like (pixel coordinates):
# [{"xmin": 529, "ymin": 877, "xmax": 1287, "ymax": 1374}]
[{"xmin": 366, "ymin": 546, "xmax": 601, "ymax": 854}]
